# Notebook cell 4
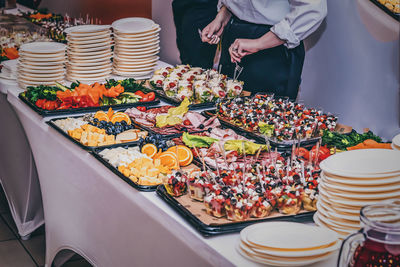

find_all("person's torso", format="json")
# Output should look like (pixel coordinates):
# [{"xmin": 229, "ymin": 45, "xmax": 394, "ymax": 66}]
[{"xmin": 221, "ymin": 0, "xmax": 290, "ymax": 25}]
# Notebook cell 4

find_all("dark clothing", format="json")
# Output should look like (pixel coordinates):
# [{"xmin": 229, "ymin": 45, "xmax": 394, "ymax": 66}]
[
  {"xmin": 172, "ymin": 0, "xmax": 218, "ymax": 69},
  {"xmin": 220, "ymin": 16, "xmax": 305, "ymax": 100}
]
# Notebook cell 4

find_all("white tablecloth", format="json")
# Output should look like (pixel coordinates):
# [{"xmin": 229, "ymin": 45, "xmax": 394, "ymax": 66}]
[
  {"xmin": 0, "ymin": 78, "xmax": 44, "ymax": 238},
  {"xmin": 3, "ymin": 62, "xmax": 337, "ymax": 266}
]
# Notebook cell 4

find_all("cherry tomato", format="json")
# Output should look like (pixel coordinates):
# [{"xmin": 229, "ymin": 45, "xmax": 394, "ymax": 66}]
[
  {"xmin": 137, "ymin": 106, "xmax": 147, "ymax": 112},
  {"xmin": 135, "ymin": 91, "xmax": 145, "ymax": 97},
  {"xmin": 183, "ymin": 119, "xmax": 191, "ymax": 126},
  {"xmin": 146, "ymin": 92, "xmax": 155, "ymax": 101}
]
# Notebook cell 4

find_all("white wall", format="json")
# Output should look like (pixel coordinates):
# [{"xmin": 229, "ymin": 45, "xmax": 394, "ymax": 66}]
[
  {"xmin": 152, "ymin": 0, "xmax": 180, "ymax": 65},
  {"xmin": 300, "ymin": 0, "xmax": 399, "ymax": 140}
]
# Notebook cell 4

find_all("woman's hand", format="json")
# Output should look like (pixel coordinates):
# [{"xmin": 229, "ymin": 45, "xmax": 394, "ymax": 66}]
[
  {"xmin": 229, "ymin": 31, "xmax": 285, "ymax": 62},
  {"xmin": 201, "ymin": 6, "xmax": 231, "ymax": 45}
]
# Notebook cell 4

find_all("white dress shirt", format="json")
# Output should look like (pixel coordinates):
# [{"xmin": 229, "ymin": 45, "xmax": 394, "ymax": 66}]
[{"xmin": 218, "ymin": 0, "xmax": 327, "ymax": 49}]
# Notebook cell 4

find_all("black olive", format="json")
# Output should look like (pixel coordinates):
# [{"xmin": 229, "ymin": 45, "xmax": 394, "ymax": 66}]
[
  {"xmin": 199, "ymin": 124, "xmax": 205, "ymax": 129},
  {"xmin": 231, "ymin": 198, "xmax": 237, "ymax": 205}
]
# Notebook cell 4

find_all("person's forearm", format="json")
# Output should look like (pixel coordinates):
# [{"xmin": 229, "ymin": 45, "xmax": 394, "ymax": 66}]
[
  {"xmin": 256, "ymin": 31, "xmax": 285, "ymax": 50},
  {"xmin": 215, "ymin": 5, "xmax": 232, "ymax": 27}
]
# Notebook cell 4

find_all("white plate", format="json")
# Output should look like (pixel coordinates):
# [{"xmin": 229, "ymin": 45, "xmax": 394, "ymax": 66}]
[
  {"xmin": 19, "ymin": 51, "xmax": 65, "ymax": 58},
  {"xmin": 114, "ymin": 35, "xmax": 159, "ymax": 43},
  {"xmin": 320, "ymin": 177, "xmax": 400, "ymax": 193},
  {"xmin": 66, "ymin": 30, "xmax": 111, "ymax": 37},
  {"xmin": 20, "ymin": 42, "xmax": 66, "ymax": 54},
  {"xmin": 313, "ymin": 213, "xmax": 354, "ymax": 238},
  {"xmin": 66, "ymin": 75, "xmax": 111, "ymax": 83},
  {"xmin": 320, "ymin": 149, "xmax": 400, "ymax": 176},
  {"xmin": 18, "ymin": 76, "xmax": 64, "ymax": 83},
  {"xmin": 392, "ymin": 134, "xmax": 400, "ymax": 147},
  {"xmin": 114, "ymin": 50, "xmax": 159, "ymax": 58},
  {"xmin": 68, "ymin": 46, "xmax": 112, "ymax": 53},
  {"xmin": 68, "ymin": 50, "xmax": 112, "ymax": 57},
  {"xmin": 18, "ymin": 71, "xmax": 65, "ymax": 78},
  {"xmin": 317, "ymin": 202, "xmax": 361, "ymax": 223},
  {"xmin": 113, "ymin": 62, "xmax": 157, "ymax": 69},
  {"xmin": 243, "ymin": 237, "xmax": 340, "ymax": 258},
  {"xmin": 18, "ymin": 60, "xmax": 65, "ymax": 67},
  {"xmin": 18, "ymin": 68, "xmax": 65, "ymax": 74},
  {"xmin": 236, "ymin": 243, "xmax": 335, "ymax": 267},
  {"xmin": 68, "ymin": 57, "xmax": 112, "ymax": 64},
  {"xmin": 116, "ymin": 41, "xmax": 160, "ymax": 49},
  {"xmin": 66, "ymin": 33, "xmax": 112, "ymax": 42},
  {"xmin": 319, "ymin": 181, "xmax": 400, "ymax": 199},
  {"xmin": 67, "ymin": 37, "xmax": 112, "ymax": 46},
  {"xmin": 115, "ymin": 46, "xmax": 160, "ymax": 53},
  {"xmin": 113, "ymin": 55, "xmax": 159, "ymax": 63},
  {"xmin": 19, "ymin": 56, "xmax": 66, "ymax": 62},
  {"xmin": 67, "ymin": 67, "xmax": 111, "ymax": 74},
  {"xmin": 17, "ymin": 63, "xmax": 64, "ymax": 70},
  {"xmin": 66, "ymin": 70, "xmax": 111, "ymax": 78},
  {"xmin": 68, "ymin": 41, "xmax": 114, "ymax": 49},
  {"xmin": 66, "ymin": 60, "xmax": 111, "ymax": 67},
  {"xmin": 322, "ymin": 172, "xmax": 400, "ymax": 186},
  {"xmin": 112, "ymin": 17, "xmax": 155, "ymax": 33},
  {"xmin": 113, "ymin": 25, "xmax": 160, "ymax": 36},
  {"xmin": 64, "ymin": 25, "xmax": 111, "ymax": 34},
  {"xmin": 241, "ymin": 222, "xmax": 338, "ymax": 250}
]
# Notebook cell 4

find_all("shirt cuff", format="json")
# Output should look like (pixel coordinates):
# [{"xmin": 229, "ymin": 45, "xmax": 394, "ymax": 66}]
[
  {"xmin": 270, "ymin": 19, "xmax": 301, "ymax": 49},
  {"xmin": 217, "ymin": 0, "xmax": 224, "ymax": 11}
]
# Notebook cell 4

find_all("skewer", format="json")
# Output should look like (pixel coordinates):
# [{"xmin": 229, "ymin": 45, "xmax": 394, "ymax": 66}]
[
  {"xmin": 300, "ymin": 161, "xmax": 306, "ymax": 185},
  {"xmin": 175, "ymin": 145, "xmax": 181, "ymax": 171},
  {"xmin": 313, "ymin": 138, "xmax": 321, "ymax": 167},
  {"xmin": 218, "ymin": 142, "xmax": 229, "ymax": 170},
  {"xmin": 253, "ymin": 147, "xmax": 262, "ymax": 166},
  {"xmin": 213, "ymin": 154, "xmax": 221, "ymax": 177},
  {"xmin": 193, "ymin": 146, "xmax": 206, "ymax": 172},
  {"xmin": 242, "ymin": 141, "xmax": 247, "ymax": 184}
]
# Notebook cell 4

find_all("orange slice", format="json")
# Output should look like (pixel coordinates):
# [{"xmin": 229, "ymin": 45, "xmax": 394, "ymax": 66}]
[
  {"xmin": 158, "ymin": 152, "xmax": 178, "ymax": 168},
  {"xmin": 107, "ymin": 107, "xmax": 114, "ymax": 120},
  {"xmin": 94, "ymin": 110, "xmax": 109, "ymax": 122},
  {"xmin": 141, "ymin": 143, "xmax": 158, "ymax": 158},
  {"xmin": 168, "ymin": 145, "xmax": 193, "ymax": 166},
  {"xmin": 111, "ymin": 112, "xmax": 132, "ymax": 125}
]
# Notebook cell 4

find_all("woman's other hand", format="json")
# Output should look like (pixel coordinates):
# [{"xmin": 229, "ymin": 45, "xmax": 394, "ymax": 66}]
[{"xmin": 201, "ymin": 6, "xmax": 231, "ymax": 44}]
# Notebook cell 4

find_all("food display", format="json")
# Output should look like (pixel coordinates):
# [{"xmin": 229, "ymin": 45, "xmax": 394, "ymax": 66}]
[
  {"xmin": 19, "ymin": 79, "xmax": 158, "ymax": 115},
  {"xmin": 51, "ymin": 108, "xmax": 147, "ymax": 148},
  {"xmin": 371, "ymin": 0, "xmax": 400, "ymax": 16},
  {"xmin": 149, "ymin": 65, "xmax": 244, "ymax": 107},
  {"xmin": 321, "ymin": 129, "xmax": 389, "ymax": 151},
  {"xmin": 156, "ymin": 127, "xmax": 326, "ymax": 235},
  {"xmin": 0, "ymin": 29, "xmax": 50, "ymax": 62},
  {"xmin": 214, "ymin": 94, "xmax": 338, "ymax": 145},
  {"xmin": 93, "ymin": 134, "xmax": 196, "ymax": 189},
  {"xmin": 125, "ymin": 98, "xmax": 220, "ymax": 136}
]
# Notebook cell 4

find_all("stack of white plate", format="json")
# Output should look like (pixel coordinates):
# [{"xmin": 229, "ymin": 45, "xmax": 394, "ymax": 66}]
[
  {"xmin": 315, "ymin": 149, "xmax": 400, "ymax": 238},
  {"xmin": 392, "ymin": 134, "xmax": 400, "ymax": 150},
  {"xmin": 65, "ymin": 25, "xmax": 113, "ymax": 82},
  {"xmin": 112, "ymin": 17, "xmax": 160, "ymax": 78},
  {"xmin": 237, "ymin": 222, "xmax": 339, "ymax": 266},
  {"xmin": 17, "ymin": 42, "xmax": 66, "ymax": 88}
]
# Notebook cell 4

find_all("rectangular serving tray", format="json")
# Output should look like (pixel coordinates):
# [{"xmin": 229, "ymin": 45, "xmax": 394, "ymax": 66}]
[
  {"xmin": 91, "ymin": 144, "xmax": 159, "ymax": 192},
  {"xmin": 47, "ymin": 113, "xmax": 145, "ymax": 151},
  {"xmin": 156, "ymin": 185, "xmax": 314, "ymax": 236},
  {"xmin": 201, "ymin": 110, "xmax": 320, "ymax": 151},
  {"xmin": 369, "ymin": 0, "xmax": 400, "ymax": 20},
  {"xmin": 19, "ymin": 92, "xmax": 160, "ymax": 117}
]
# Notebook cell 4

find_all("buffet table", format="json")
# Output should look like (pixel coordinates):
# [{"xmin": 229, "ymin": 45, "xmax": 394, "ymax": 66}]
[
  {"xmin": 1, "ymin": 61, "xmax": 337, "ymax": 267},
  {"xmin": 0, "ymin": 78, "xmax": 44, "ymax": 238}
]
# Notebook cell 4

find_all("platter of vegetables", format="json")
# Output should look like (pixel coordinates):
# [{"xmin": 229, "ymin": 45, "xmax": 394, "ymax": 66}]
[
  {"xmin": 321, "ymin": 129, "xmax": 390, "ymax": 152},
  {"xmin": 19, "ymin": 78, "xmax": 159, "ymax": 116}
]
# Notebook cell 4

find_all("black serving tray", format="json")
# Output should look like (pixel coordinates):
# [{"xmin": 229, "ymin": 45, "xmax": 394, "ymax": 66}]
[
  {"xmin": 147, "ymin": 83, "xmax": 218, "ymax": 110},
  {"xmin": 47, "ymin": 114, "xmax": 145, "ymax": 151},
  {"xmin": 91, "ymin": 144, "xmax": 158, "ymax": 192},
  {"xmin": 19, "ymin": 92, "xmax": 160, "ymax": 117},
  {"xmin": 129, "ymin": 106, "xmax": 207, "ymax": 139},
  {"xmin": 201, "ymin": 110, "xmax": 319, "ymax": 152},
  {"xmin": 156, "ymin": 185, "xmax": 314, "ymax": 236},
  {"xmin": 370, "ymin": 0, "xmax": 400, "ymax": 20}
]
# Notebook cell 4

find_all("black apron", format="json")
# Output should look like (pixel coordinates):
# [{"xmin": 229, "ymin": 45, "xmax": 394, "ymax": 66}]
[
  {"xmin": 220, "ymin": 16, "xmax": 305, "ymax": 100},
  {"xmin": 172, "ymin": 0, "xmax": 218, "ymax": 69}
]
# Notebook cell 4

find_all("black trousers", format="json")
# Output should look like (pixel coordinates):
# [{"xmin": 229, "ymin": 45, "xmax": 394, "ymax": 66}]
[
  {"xmin": 220, "ymin": 17, "xmax": 305, "ymax": 100},
  {"xmin": 172, "ymin": 0, "xmax": 218, "ymax": 69}
]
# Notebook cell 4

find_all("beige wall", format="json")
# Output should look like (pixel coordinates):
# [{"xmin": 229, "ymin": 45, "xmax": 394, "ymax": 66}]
[{"xmin": 151, "ymin": 0, "xmax": 180, "ymax": 65}]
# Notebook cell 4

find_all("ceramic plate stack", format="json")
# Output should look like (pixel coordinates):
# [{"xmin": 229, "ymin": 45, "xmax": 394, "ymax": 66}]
[
  {"xmin": 392, "ymin": 134, "xmax": 400, "ymax": 150},
  {"xmin": 65, "ymin": 25, "xmax": 113, "ymax": 82},
  {"xmin": 112, "ymin": 17, "xmax": 160, "ymax": 78},
  {"xmin": 315, "ymin": 149, "xmax": 400, "ymax": 238},
  {"xmin": 17, "ymin": 42, "xmax": 66, "ymax": 88},
  {"xmin": 237, "ymin": 222, "xmax": 339, "ymax": 266}
]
